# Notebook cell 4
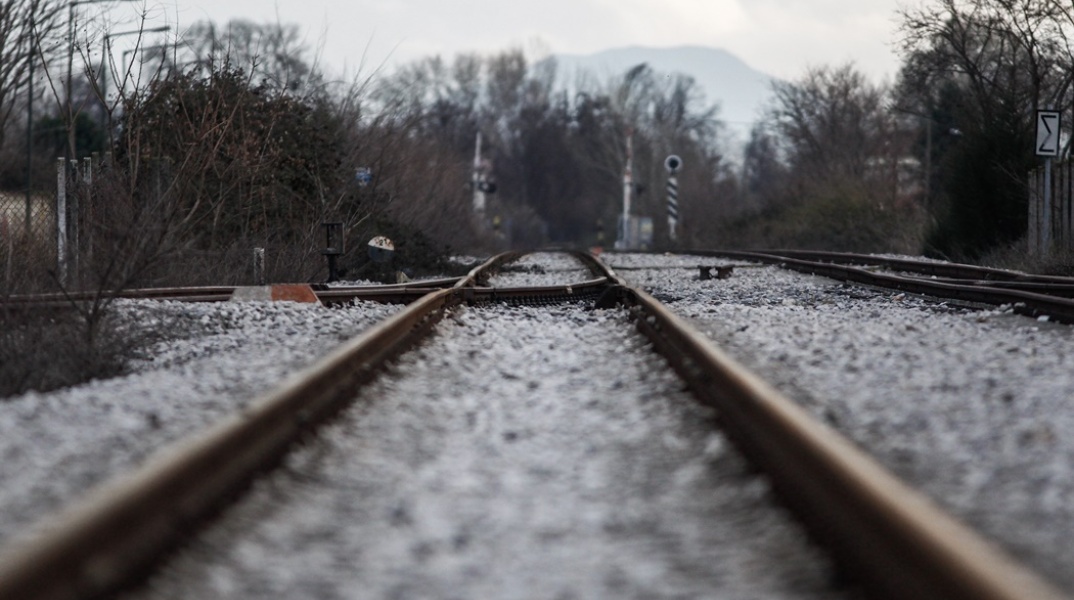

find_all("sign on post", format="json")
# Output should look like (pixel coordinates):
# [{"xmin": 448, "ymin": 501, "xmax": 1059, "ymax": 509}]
[
  {"xmin": 1036, "ymin": 109, "xmax": 1062, "ymax": 254},
  {"xmin": 1036, "ymin": 110, "xmax": 1061, "ymax": 157}
]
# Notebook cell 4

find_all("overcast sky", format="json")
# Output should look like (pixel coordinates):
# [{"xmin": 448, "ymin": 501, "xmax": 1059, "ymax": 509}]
[{"xmin": 111, "ymin": 0, "xmax": 908, "ymax": 82}]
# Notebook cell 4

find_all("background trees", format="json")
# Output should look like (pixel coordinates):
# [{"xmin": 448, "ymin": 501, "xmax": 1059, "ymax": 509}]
[
  {"xmin": 0, "ymin": 0, "xmax": 63, "ymax": 190},
  {"xmin": 728, "ymin": 64, "xmax": 923, "ymax": 253},
  {"xmin": 6, "ymin": 0, "xmax": 1074, "ymax": 292},
  {"xmin": 367, "ymin": 49, "xmax": 733, "ymax": 250},
  {"xmin": 898, "ymin": 0, "xmax": 1074, "ymax": 259}
]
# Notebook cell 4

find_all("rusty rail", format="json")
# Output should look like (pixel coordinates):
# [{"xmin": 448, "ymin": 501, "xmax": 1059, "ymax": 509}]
[
  {"xmin": 707, "ymin": 249, "xmax": 1074, "ymax": 284},
  {"xmin": 698, "ymin": 250, "xmax": 1074, "ymax": 323}
]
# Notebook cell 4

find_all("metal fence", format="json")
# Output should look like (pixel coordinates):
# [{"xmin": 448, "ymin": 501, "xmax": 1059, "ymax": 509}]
[
  {"xmin": 0, "ymin": 155, "xmax": 108, "ymax": 289},
  {"xmin": 0, "ymin": 188, "xmax": 56, "ymax": 290},
  {"xmin": 5, "ymin": 154, "xmax": 329, "ymax": 289},
  {"xmin": 1028, "ymin": 160, "xmax": 1074, "ymax": 255},
  {"xmin": 0, "ymin": 191, "xmax": 54, "ymax": 245}
]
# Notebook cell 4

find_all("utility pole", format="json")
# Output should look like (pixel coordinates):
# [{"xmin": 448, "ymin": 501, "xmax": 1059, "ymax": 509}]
[
  {"xmin": 25, "ymin": 13, "xmax": 35, "ymax": 234},
  {"xmin": 924, "ymin": 119, "xmax": 932, "ymax": 210},
  {"xmin": 617, "ymin": 128, "xmax": 634, "ymax": 250},
  {"xmin": 67, "ymin": 0, "xmax": 138, "ymax": 160},
  {"xmin": 100, "ymin": 26, "xmax": 170, "ymax": 106}
]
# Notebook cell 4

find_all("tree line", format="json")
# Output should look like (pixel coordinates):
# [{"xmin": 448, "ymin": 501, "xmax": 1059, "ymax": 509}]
[{"xmin": 2, "ymin": 0, "xmax": 1074, "ymax": 293}]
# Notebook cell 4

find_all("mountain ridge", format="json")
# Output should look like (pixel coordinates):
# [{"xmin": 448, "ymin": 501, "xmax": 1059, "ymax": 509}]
[{"xmin": 549, "ymin": 45, "xmax": 777, "ymax": 145}]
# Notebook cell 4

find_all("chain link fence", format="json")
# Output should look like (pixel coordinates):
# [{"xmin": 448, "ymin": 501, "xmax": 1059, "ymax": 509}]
[
  {"xmin": 0, "ymin": 191, "xmax": 54, "ymax": 245},
  {"xmin": 1, "ymin": 156, "xmax": 106, "ymax": 292},
  {"xmin": 1, "ymin": 188, "xmax": 56, "ymax": 293}
]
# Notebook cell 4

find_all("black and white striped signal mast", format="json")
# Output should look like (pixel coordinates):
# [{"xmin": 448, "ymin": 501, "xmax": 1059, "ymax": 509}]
[{"xmin": 665, "ymin": 154, "xmax": 682, "ymax": 242}]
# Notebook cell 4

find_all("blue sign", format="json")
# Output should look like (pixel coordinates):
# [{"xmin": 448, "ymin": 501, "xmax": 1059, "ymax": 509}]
[{"xmin": 355, "ymin": 167, "xmax": 373, "ymax": 186}]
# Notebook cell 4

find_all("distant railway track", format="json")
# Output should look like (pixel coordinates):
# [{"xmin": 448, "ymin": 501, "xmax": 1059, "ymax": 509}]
[
  {"xmin": 1, "ymin": 280, "xmax": 464, "ymax": 308},
  {"xmin": 0, "ymin": 250, "xmax": 1066, "ymax": 599},
  {"xmin": 696, "ymin": 249, "xmax": 1074, "ymax": 323}
]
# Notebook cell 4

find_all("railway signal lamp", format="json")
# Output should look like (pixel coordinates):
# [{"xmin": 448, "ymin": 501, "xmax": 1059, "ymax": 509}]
[{"xmin": 665, "ymin": 154, "xmax": 682, "ymax": 174}]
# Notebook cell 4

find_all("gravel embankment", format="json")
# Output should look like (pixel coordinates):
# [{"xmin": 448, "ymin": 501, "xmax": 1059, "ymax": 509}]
[
  {"xmin": 604, "ymin": 252, "xmax": 1074, "ymax": 593},
  {"xmin": 10, "ymin": 249, "xmax": 1070, "ymax": 597},
  {"xmin": 125, "ymin": 301, "xmax": 852, "ymax": 600},
  {"xmin": 0, "ymin": 299, "xmax": 399, "ymax": 547}
]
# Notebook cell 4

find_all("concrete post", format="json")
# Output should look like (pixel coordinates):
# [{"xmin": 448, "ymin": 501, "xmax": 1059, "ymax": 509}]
[{"xmin": 56, "ymin": 158, "xmax": 67, "ymax": 284}]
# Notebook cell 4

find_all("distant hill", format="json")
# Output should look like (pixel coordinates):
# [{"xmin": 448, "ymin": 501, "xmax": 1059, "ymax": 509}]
[{"xmin": 549, "ymin": 45, "xmax": 776, "ymax": 147}]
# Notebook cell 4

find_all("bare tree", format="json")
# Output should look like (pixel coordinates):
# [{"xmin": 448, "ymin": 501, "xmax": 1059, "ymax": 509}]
[
  {"xmin": 900, "ymin": 0, "xmax": 1074, "ymax": 125},
  {"xmin": 897, "ymin": 0, "xmax": 1074, "ymax": 256},
  {"xmin": 177, "ymin": 19, "xmax": 321, "ymax": 96},
  {"xmin": 718, "ymin": 63, "xmax": 925, "ymax": 253},
  {"xmin": 0, "ymin": 0, "xmax": 63, "ymax": 150},
  {"xmin": 769, "ymin": 64, "xmax": 899, "ymax": 190}
]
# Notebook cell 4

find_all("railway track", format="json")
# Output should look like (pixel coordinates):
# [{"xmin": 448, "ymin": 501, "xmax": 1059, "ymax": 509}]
[
  {"xmin": 1, "ymin": 279, "xmax": 463, "ymax": 309},
  {"xmin": 696, "ymin": 249, "xmax": 1074, "ymax": 323},
  {"xmin": 0, "ymin": 251, "xmax": 1067, "ymax": 599}
]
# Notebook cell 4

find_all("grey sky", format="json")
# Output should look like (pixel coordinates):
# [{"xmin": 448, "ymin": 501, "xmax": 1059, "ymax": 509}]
[{"xmin": 115, "ymin": 0, "xmax": 907, "ymax": 81}]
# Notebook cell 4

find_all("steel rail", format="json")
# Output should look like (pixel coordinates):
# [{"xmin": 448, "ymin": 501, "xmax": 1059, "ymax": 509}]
[
  {"xmin": 567, "ymin": 249, "xmax": 627, "ymax": 283},
  {"xmin": 2, "ymin": 287, "xmax": 238, "ymax": 305},
  {"xmin": 456, "ymin": 251, "xmax": 523, "ymax": 288},
  {"xmin": 616, "ymin": 281, "xmax": 1067, "ymax": 600},
  {"xmin": 713, "ymin": 249, "xmax": 1074, "ymax": 284},
  {"xmin": 0, "ymin": 251, "xmax": 545, "ymax": 311},
  {"xmin": 702, "ymin": 250, "xmax": 1074, "ymax": 323},
  {"xmin": 462, "ymin": 278, "xmax": 611, "ymax": 306},
  {"xmin": 2, "ymin": 279, "xmax": 468, "ymax": 307},
  {"xmin": 923, "ymin": 278, "xmax": 1074, "ymax": 298}
]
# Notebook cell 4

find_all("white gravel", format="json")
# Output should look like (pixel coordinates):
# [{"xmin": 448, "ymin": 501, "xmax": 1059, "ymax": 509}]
[
  {"xmin": 0, "ymin": 298, "xmax": 400, "ymax": 547},
  {"xmin": 604, "ymin": 252, "xmax": 1074, "ymax": 593},
  {"xmin": 125, "ymin": 302, "xmax": 849, "ymax": 600},
  {"xmin": 486, "ymin": 251, "xmax": 592, "ymax": 287}
]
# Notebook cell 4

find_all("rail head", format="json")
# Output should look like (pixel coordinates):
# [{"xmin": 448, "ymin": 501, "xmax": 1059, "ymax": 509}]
[
  {"xmin": 455, "ymin": 251, "xmax": 522, "ymax": 288},
  {"xmin": 699, "ymin": 251, "xmax": 1074, "ymax": 324}
]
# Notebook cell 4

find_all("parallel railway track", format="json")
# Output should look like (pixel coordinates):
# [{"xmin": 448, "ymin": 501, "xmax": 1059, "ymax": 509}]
[
  {"xmin": 0, "ymin": 254, "xmax": 517, "ymax": 310},
  {"xmin": 1, "ymin": 280, "xmax": 464, "ymax": 309},
  {"xmin": 0, "ymin": 250, "xmax": 1066, "ymax": 599},
  {"xmin": 698, "ymin": 249, "xmax": 1074, "ymax": 323}
]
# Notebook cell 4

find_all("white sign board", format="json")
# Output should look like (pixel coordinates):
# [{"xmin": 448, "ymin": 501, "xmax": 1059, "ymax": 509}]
[{"xmin": 1036, "ymin": 110, "xmax": 1062, "ymax": 157}]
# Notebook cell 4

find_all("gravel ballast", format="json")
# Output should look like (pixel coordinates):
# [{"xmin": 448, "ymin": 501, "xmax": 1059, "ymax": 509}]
[
  {"xmin": 604, "ymin": 252, "xmax": 1074, "ymax": 593},
  {"xmin": 4, "ymin": 249, "xmax": 1072, "ymax": 597},
  {"xmin": 0, "ymin": 299, "xmax": 399, "ymax": 547},
  {"xmin": 486, "ymin": 251, "xmax": 592, "ymax": 287}
]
